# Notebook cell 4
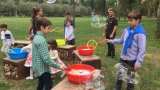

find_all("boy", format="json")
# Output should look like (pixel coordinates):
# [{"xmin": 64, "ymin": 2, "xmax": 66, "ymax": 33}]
[
  {"xmin": 103, "ymin": 8, "xmax": 118, "ymax": 59},
  {"xmin": 0, "ymin": 24, "xmax": 15, "ymax": 58},
  {"xmin": 101, "ymin": 10, "xmax": 146, "ymax": 90},
  {"xmin": 32, "ymin": 17, "xmax": 66, "ymax": 90},
  {"xmin": 64, "ymin": 12, "xmax": 75, "ymax": 28},
  {"xmin": 64, "ymin": 20, "xmax": 75, "ymax": 45}
]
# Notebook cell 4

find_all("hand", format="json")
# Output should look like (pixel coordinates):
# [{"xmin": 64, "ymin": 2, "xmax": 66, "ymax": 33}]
[
  {"xmin": 98, "ymin": 39, "xmax": 109, "ymax": 44},
  {"xmin": 134, "ymin": 65, "xmax": 141, "ymax": 70},
  {"xmin": 60, "ymin": 64, "xmax": 66, "ymax": 70},
  {"xmin": 110, "ymin": 34, "xmax": 113, "ymax": 38},
  {"xmin": 20, "ymin": 48, "xmax": 24, "ymax": 53}
]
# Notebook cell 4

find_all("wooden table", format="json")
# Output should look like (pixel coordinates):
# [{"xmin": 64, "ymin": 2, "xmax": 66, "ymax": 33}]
[
  {"xmin": 14, "ymin": 40, "xmax": 30, "ymax": 48},
  {"xmin": 52, "ymin": 77, "xmax": 85, "ymax": 90},
  {"xmin": 58, "ymin": 45, "xmax": 76, "ymax": 61},
  {"xmin": 3, "ymin": 58, "xmax": 29, "ymax": 80},
  {"xmin": 73, "ymin": 50, "xmax": 101, "ymax": 69}
]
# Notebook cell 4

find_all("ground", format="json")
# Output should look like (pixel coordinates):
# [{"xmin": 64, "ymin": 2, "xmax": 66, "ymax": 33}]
[{"xmin": 0, "ymin": 17, "xmax": 160, "ymax": 90}]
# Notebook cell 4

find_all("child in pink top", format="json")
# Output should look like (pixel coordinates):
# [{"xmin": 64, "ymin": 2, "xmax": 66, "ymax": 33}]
[
  {"xmin": 21, "ymin": 35, "xmax": 34, "ymax": 79},
  {"xmin": 48, "ymin": 39, "xmax": 66, "ymax": 75}
]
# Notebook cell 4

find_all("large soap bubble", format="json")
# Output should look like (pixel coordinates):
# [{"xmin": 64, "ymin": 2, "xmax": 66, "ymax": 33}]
[{"xmin": 91, "ymin": 11, "xmax": 106, "ymax": 28}]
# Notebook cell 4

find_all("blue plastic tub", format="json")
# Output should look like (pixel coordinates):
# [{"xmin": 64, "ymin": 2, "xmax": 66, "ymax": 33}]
[{"xmin": 7, "ymin": 48, "xmax": 28, "ymax": 60}]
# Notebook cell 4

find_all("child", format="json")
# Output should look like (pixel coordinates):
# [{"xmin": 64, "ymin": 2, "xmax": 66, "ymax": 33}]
[
  {"xmin": 64, "ymin": 20, "xmax": 75, "ymax": 45},
  {"xmin": 32, "ymin": 17, "xmax": 66, "ymax": 90},
  {"xmin": 0, "ymin": 23, "xmax": 15, "ymax": 58},
  {"xmin": 21, "ymin": 35, "xmax": 34, "ymax": 79},
  {"xmin": 64, "ymin": 12, "xmax": 75, "ymax": 28},
  {"xmin": 48, "ymin": 39, "xmax": 66, "ymax": 76},
  {"xmin": 101, "ymin": 10, "xmax": 146, "ymax": 90},
  {"xmin": 30, "ymin": 7, "xmax": 43, "ymax": 35}
]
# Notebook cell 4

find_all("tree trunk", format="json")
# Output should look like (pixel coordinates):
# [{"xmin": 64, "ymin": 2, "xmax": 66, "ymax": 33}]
[{"xmin": 155, "ymin": 1, "xmax": 160, "ymax": 39}]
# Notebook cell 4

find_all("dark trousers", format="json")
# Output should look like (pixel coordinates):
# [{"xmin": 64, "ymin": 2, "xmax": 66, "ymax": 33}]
[
  {"xmin": 114, "ymin": 59, "xmax": 136, "ymax": 90},
  {"xmin": 37, "ymin": 72, "xmax": 52, "ymax": 90},
  {"xmin": 66, "ymin": 38, "xmax": 75, "ymax": 45},
  {"xmin": 106, "ymin": 35, "xmax": 115, "ymax": 57},
  {"xmin": 107, "ymin": 42, "xmax": 115, "ymax": 56}
]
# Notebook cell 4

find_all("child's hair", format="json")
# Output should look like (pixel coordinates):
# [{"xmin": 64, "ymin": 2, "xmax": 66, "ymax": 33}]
[
  {"xmin": 36, "ymin": 17, "xmax": 52, "ymax": 31},
  {"xmin": 65, "ymin": 11, "xmax": 71, "ymax": 16},
  {"xmin": 108, "ymin": 8, "xmax": 115, "ymax": 12},
  {"xmin": 48, "ymin": 39, "xmax": 58, "ymax": 50},
  {"xmin": 31, "ymin": 7, "xmax": 42, "ymax": 19},
  {"xmin": 66, "ymin": 20, "xmax": 71, "ymax": 24},
  {"xmin": 0, "ymin": 23, "xmax": 7, "ymax": 29},
  {"xmin": 128, "ymin": 10, "xmax": 142, "ymax": 22},
  {"xmin": 29, "ymin": 35, "xmax": 34, "ymax": 41}
]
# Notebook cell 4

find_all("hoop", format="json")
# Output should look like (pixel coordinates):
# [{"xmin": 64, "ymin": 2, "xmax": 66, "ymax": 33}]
[
  {"xmin": 87, "ymin": 40, "xmax": 98, "ymax": 49},
  {"xmin": 51, "ymin": 27, "xmax": 64, "ymax": 32}
]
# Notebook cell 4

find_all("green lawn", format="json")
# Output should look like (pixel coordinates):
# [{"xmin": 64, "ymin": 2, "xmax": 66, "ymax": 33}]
[{"xmin": 0, "ymin": 17, "xmax": 160, "ymax": 90}]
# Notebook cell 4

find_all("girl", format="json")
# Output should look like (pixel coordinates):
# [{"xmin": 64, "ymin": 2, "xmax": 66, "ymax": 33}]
[
  {"xmin": 21, "ymin": 35, "xmax": 34, "ymax": 79},
  {"xmin": 29, "ymin": 7, "xmax": 43, "ymax": 35},
  {"xmin": 48, "ymin": 39, "xmax": 66, "ymax": 75}
]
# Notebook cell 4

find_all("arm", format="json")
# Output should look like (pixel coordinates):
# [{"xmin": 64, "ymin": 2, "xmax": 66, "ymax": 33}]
[
  {"xmin": 110, "ymin": 18, "xmax": 118, "ymax": 38},
  {"xmin": 134, "ymin": 34, "xmax": 146, "ymax": 69},
  {"xmin": 103, "ymin": 19, "xmax": 108, "ymax": 37},
  {"xmin": 64, "ymin": 19, "xmax": 66, "ymax": 28},
  {"xmin": 37, "ymin": 41, "xmax": 60, "ymax": 68},
  {"xmin": 1, "ymin": 32, "xmax": 5, "ymax": 39},
  {"xmin": 103, "ymin": 25, "xmax": 107, "ymax": 37},
  {"xmin": 110, "ymin": 25, "xmax": 117, "ymax": 38},
  {"xmin": 108, "ymin": 29, "xmax": 126, "ymax": 44},
  {"xmin": 50, "ymin": 50, "xmax": 59, "ymax": 60},
  {"xmin": 10, "ymin": 31, "xmax": 15, "ymax": 45},
  {"xmin": 22, "ymin": 44, "xmax": 31, "ymax": 51},
  {"xmin": 71, "ymin": 19, "xmax": 75, "ymax": 28}
]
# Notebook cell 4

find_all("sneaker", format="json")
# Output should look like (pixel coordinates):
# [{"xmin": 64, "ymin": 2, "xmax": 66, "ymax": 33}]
[{"xmin": 26, "ymin": 76, "xmax": 33, "ymax": 80}]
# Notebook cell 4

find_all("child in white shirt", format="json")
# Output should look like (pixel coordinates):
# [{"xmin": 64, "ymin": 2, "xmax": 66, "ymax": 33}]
[
  {"xmin": 0, "ymin": 24, "xmax": 15, "ymax": 58},
  {"xmin": 64, "ymin": 20, "xmax": 75, "ymax": 45},
  {"xmin": 48, "ymin": 39, "xmax": 66, "ymax": 76},
  {"xmin": 21, "ymin": 35, "xmax": 34, "ymax": 79}
]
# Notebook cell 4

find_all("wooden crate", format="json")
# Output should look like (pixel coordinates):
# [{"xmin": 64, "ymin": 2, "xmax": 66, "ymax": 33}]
[
  {"xmin": 73, "ymin": 50, "xmax": 101, "ymax": 69},
  {"xmin": 3, "ymin": 58, "xmax": 29, "ymax": 80},
  {"xmin": 52, "ymin": 77, "xmax": 85, "ymax": 90},
  {"xmin": 58, "ymin": 45, "xmax": 76, "ymax": 61},
  {"xmin": 13, "ymin": 40, "xmax": 30, "ymax": 48}
]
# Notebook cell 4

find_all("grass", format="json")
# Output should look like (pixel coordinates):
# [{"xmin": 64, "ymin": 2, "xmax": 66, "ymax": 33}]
[{"xmin": 0, "ymin": 17, "xmax": 160, "ymax": 90}]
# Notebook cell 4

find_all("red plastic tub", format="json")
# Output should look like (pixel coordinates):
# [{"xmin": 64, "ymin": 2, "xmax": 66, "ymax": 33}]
[
  {"xmin": 65, "ymin": 64, "xmax": 95, "ymax": 84},
  {"xmin": 77, "ymin": 46, "xmax": 95, "ymax": 56}
]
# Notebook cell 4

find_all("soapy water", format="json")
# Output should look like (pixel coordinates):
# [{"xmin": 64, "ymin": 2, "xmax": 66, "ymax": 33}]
[{"xmin": 69, "ymin": 69, "xmax": 91, "ymax": 75}]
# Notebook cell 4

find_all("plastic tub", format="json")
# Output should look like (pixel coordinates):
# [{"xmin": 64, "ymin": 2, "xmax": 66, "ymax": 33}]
[
  {"xmin": 7, "ymin": 48, "xmax": 28, "ymax": 60},
  {"xmin": 65, "ymin": 64, "xmax": 95, "ymax": 84},
  {"xmin": 56, "ymin": 39, "xmax": 66, "ymax": 46},
  {"xmin": 77, "ymin": 46, "xmax": 94, "ymax": 56}
]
